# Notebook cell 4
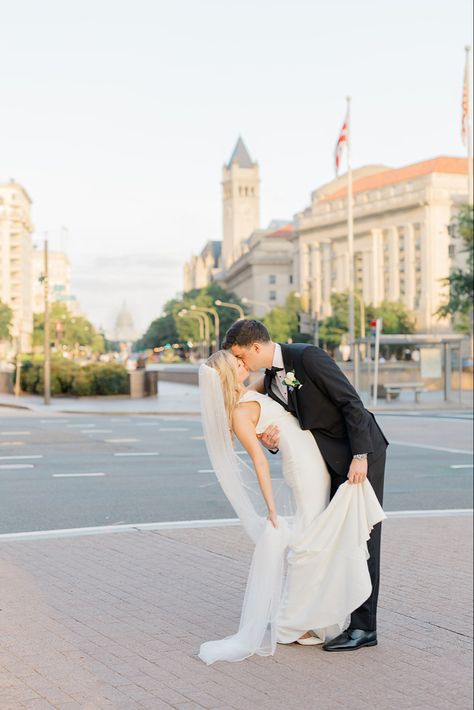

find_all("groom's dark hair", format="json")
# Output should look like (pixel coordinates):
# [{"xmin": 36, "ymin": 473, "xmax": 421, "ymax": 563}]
[{"xmin": 222, "ymin": 319, "xmax": 271, "ymax": 349}]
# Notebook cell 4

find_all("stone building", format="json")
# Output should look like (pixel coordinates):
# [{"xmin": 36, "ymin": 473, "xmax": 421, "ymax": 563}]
[
  {"xmin": 293, "ymin": 157, "xmax": 469, "ymax": 331},
  {"xmin": 224, "ymin": 222, "xmax": 295, "ymax": 317},
  {"xmin": 32, "ymin": 248, "xmax": 80, "ymax": 315},
  {"xmin": 0, "ymin": 180, "xmax": 34, "ymax": 355},
  {"xmin": 221, "ymin": 137, "xmax": 260, "ymax": 269},
  {"xmin": 183, "ymin": 241, "xmax": 221, "ymax": 292}
]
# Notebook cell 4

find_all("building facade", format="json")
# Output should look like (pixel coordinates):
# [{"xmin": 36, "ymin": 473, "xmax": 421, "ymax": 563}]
[
  {"xmin": 221, "ymin": 137, "xmax": 260, "ymax": 269},
  {"xmin": 32, "ymin": 248, "xmax": 80, "ymax": 315},
  {"xmin": 224, "ymin": 222, "xmax": 295, "ymax": 317},
  {"xmin": 183, "ymin": 240, "xmax": 222, "ymax": 292},
  {"xmin": 0, "ymin": 180, "xmax": 34, "ymax": 354},
  {"xmin": 293, "ymin": 157, "xmax": 469, "ymax": 331}
]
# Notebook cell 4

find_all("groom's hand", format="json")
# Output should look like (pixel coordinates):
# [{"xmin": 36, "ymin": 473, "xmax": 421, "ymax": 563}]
[
  {"xmin": 258, "ymin": 425, "xmax": 280, "ymax": 451},
  {"xmin": 348, "ymin": 457, "xmax": 368, "ymax": 484}
]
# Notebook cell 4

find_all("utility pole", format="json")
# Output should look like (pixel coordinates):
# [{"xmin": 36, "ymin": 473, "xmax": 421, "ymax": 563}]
[{"xmin": 43, "ymin": 238, "xmax": 51, "ymax": 404}]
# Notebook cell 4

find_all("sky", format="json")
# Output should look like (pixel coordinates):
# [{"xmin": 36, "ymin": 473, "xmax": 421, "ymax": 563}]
[{"xmin": 1, "ymin": 0, "xmax": 472, "ymax": 337}]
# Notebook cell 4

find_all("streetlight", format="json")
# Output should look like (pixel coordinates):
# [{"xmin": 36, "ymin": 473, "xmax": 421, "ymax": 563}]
[
  {"xmin": 191, "ymin": 305, "xmax": 220, "ymax": 350},
  {"xmin": 214, "ymin": 300, "xmax": 245, "ymax": 320},
  {"xmin": 178, "ymin": 310, "xmax": 209, "ymax": 357},
  {"xmin": 241, "ymin": 297, "xmax": 270, "ymax": 312}
]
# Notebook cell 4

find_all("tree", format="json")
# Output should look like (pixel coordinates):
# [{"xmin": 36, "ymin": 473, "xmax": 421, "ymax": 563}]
[
  {"xmin": 33, "ymin": 303, "xmax": 105, "ymax": 353},
  {"xmin": 0, "ymin": 301, "xmax": 13, "ymax": 341},
  {"xmin": 263, "ymin": 292, "xmax": 312, "ymax": 343},
  {"xmin": 318, "ymin": 291, "xmax": 416, "ymax": 351},
  {"xmin": 136, "ymin": 284, "xmax": 248, "ymax": 350},
  {"xmin": 436, "ymin": 204, "xmax": 474, "ymax": 335}
]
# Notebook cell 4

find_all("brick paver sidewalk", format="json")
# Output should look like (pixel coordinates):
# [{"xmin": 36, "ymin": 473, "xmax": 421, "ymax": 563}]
[{"xmin": 0, "ymin": 515, "xmax": 472, "ymax": 710}]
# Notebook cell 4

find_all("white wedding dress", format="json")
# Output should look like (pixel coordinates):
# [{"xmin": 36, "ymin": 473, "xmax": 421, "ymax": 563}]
[{"xmin": 198, "ymin": 379, "xmax": 386, "ymax": 665}]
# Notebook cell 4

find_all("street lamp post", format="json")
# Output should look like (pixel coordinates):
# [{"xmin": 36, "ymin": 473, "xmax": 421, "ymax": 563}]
[
  {"xmin": 178, "ymin": 310, "xmax": 208, "ymax": 358},
  {"xmin": 241, "ymin": 297, "xmax": 270, "ymax": 313},
  {"xmin": 191, "ymin": 305, "xmax": 220, "ymax": 350},
  {"xmin": 214, "ymin": 300, "xmax": 245, "ymax": 320},
  {"xmin": 43, "ymin": 238, "xmax": 51, "ymax": 405}
]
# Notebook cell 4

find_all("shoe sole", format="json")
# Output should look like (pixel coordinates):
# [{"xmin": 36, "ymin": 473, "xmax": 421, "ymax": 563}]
[{"xmin": 323, "ymin": 640, "xmax": 378, "ymax": 652}]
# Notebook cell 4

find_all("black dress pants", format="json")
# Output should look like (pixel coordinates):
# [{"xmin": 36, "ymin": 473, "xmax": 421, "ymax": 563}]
[{"xmin": 328, "ymin": 450, "xmax": 386, "ymax": 632}]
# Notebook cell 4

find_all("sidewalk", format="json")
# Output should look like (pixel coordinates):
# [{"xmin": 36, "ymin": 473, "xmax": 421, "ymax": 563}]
[
  {"xmin": 0, "ymin": 380, "xmax": 472, "ymax": 416},
  {"xmin": 0, "ymin": 514, "xmax": 472, "ymax": 709}
]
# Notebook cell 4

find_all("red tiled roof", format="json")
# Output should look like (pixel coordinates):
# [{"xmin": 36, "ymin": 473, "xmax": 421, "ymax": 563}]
[
  {"xmin": 265, "ymin": 223, "xmax": 293, "ymax": 238},
  {"xmin": 322, "ymin": 157, "xmax": 468, "ymax": 202}
]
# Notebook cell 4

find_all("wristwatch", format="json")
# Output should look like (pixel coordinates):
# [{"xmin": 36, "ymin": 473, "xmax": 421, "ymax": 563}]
[{"xmin": 353, "ymin": 453, "xmax": 368, "ymax": 460}]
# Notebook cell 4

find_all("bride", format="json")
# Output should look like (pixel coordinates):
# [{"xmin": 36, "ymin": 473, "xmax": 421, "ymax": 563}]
[{"xmin": 198, "ymin": 349, "xmax": 385, "ymax": 665}]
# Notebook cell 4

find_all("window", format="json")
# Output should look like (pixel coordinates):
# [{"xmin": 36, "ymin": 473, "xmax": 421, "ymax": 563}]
[
  {"xmin": 269, "ymin": 290, "xmax": 277, "ymax": 301},
  {"xmin": 269, "ymin": 274, "xmax": 276, "ymax": 285},
  {"xmin": 448, "ymin": 244, "xmax": 456, "ymax": 259},
  {"xmin": 289, "ymin": 274, "xmax": 293, "ymax": 284}
]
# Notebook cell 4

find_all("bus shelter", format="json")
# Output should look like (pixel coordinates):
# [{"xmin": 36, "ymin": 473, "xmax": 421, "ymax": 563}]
[{"xmin": 352, "ymin": 333, "xmax": 467, "ymax": 404}]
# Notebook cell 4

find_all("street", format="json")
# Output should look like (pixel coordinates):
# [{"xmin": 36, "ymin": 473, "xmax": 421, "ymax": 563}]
[{"xmin": 0, "ymin": 410, "xmax": 472, "ymax": 534}]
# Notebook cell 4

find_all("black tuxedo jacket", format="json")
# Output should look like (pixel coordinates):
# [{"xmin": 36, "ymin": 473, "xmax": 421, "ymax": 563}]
[{"xmin": 264, "ymin": 343, "xmax": 388, "ymax": 477}]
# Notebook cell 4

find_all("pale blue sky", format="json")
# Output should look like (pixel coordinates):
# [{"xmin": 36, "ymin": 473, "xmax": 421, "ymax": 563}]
[{"xmin": 1, "ymin": 0, "xmax": 472, "ymax": 335}]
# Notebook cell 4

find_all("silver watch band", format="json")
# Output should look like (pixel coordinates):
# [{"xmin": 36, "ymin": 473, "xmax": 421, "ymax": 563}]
[{"xmin": 353, "ymin": 453, "xmax": 368, "ymax": 460}]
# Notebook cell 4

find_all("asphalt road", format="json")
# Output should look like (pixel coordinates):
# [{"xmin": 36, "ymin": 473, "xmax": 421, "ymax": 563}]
[{"xmin": 0, "ymin": 410, "xmax": 472, "ymax": 534}]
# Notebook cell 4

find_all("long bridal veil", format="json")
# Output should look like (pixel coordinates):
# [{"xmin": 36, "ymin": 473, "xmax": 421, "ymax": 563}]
[{"xmin": 198, "ymin": 364, "xmax": 295, "ymax": 664}]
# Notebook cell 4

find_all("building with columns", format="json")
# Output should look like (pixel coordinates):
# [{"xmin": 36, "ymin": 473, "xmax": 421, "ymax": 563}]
[
  {"xmin": 293, "ymin": 157, "xmax": 469, "ymax": 331},
  {"xmin": 0, "ymin": 180, "xmax": 34, "ymax": 355}
]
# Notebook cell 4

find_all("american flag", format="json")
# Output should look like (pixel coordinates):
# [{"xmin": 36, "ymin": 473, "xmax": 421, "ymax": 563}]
[
  {"xmin": 335, "ymin": 112, "xmax": 348, "ymax": 176},
  {"xmin": 462, "ymin": 52, "xmax": 469, "ymax": 145}
]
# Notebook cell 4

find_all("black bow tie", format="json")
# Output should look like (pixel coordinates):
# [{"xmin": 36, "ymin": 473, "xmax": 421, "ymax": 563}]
[{"xmin": 265, "ymin": 366, "xmax": 284, "ymax": 378}]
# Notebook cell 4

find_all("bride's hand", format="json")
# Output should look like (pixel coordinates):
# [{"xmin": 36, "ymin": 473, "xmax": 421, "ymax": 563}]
[{"xmin": 267, "ymin": 510, "xmax": 279, "ymax": 528}]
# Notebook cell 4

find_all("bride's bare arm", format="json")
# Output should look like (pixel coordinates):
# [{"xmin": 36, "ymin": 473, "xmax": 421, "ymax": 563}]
[{"xmin": 232, "ymin": 405, "xmax": 278, "ymax": 527}]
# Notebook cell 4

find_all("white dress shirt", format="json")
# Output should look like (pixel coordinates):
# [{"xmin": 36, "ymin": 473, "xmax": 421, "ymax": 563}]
[{"xmin": 271, "ymin": 343, "xmax": 288, "ymax": 404}]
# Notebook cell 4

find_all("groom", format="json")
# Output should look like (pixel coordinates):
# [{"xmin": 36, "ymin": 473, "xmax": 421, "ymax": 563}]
[{"xmin": 223, "ymin": 319, "xmax": 389, "ymax": 652}]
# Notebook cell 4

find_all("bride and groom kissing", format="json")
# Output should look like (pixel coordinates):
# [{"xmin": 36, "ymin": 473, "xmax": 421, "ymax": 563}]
[{"xmin": 198, "ymin": 318, "xmax": 388, "ymax": 665}]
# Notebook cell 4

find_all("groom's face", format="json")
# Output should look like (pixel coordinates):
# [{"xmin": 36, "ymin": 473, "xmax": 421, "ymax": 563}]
[{"xmin": 230, "ymin": 343, "xmax": 266, "ymax": 372}]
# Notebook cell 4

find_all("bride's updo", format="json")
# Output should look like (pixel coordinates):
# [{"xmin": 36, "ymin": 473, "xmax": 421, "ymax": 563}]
[{"xmin": 206, "ymin": 350, "xmax": 240, "ymax": 429}]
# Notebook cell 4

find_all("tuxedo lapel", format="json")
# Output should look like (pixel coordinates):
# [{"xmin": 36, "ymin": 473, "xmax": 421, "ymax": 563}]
[
  {"xmin": 279, "ymin": 343, "xmax": 302, "ymax": 422},
  {"xmin": 264, "ymin": 367, "xmax": 290, "ymax": 411}
]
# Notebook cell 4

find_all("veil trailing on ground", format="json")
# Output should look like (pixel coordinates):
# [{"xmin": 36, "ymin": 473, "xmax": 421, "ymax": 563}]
[{"xmin": 198, "ymin": 364, "xmax": 295, "ymax": 664}]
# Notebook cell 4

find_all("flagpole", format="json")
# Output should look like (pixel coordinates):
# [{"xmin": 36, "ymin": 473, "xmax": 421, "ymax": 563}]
[
  {"xmin": 465, "ymin": 46, "xmax": 473, "ymax": 204},
  {"xmin": 346, "ymin": 96, "xmax": 355, "ymax": 360}
]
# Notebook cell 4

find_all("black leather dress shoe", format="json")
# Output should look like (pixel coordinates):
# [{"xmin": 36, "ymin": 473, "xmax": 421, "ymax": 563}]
[{"xmin": 322, "ymin": 628, "xmax": 377, "ymax": 652}]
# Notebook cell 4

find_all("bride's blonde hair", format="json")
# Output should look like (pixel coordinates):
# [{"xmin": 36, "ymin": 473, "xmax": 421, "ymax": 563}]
[{"xmin": 206, "ymin": 350, "xmax": 240, "ymax": 430}]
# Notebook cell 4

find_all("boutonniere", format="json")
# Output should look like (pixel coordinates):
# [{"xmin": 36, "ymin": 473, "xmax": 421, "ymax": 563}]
[{"xmin": 282, "ymin": 370, "xmax": 302, "ymax": 391}]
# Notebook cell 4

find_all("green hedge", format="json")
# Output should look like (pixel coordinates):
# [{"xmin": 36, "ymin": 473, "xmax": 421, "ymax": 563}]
[{"xmin": 15, "ymin": 357, "xmax": 129, "ymax": 396}]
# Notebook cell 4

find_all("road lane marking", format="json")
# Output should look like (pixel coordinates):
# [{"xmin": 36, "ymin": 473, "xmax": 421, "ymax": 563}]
[
  {"xmin": 198, "ymin": 482, "xmax": 217, "ymax": 488},
  {"xmin": 136, "ymin": 422, "xmax": 160, "ymax": 426},
  {"xmin": 110, "ymin": 418, "xmax": 131, "ymax": 422},
  {"xmin": 198, "ymin": 469, "xmax": 215, "ymax": 473},
  {"xmin": 0, "ymin": 431, "xmax": 31, "ymax": 435},
  {"xmin": 0, "ymin": 442, "xmax": 25, "ymax": 446},
  {"xmin": 67, "ymin": 424, "xmax": 95, "ymax": 428},
  {"xmin": 113, "ymin": 452, "xmax": 159, "ymax": 457},
  {"xmin": 450, "ymin": 464, "xmax": 473, "ymax": 469},
  {"xmin": 159, "ymin": 427, "xmax": 189, "ymax": 432},
  {"xmin": 0, "ymin": 464, "xmax": 34, "ymax": 469},
  {"xmin": 105, "ymin": 438, "xmax": 140, "ymax": 443},
  {"xmin": 2, "ymin": 509, "xmax": 472, "ymax": 541},
  {"xmin": 83, "ymin": 429, "xmax": 113, "ymax": 434},
  {"xmin": 53, "ymin": 473, "xmax": 106, "ymax": 477},
  {"xmin": 41, "ymin": 419, "xmax": 69, "ymax": 423},
  {"xmin": 192, "ymin": 436, "xmax": 205, "ymax": 440},
  {"xmin": 0, "ymin": 455, "xmax": 43, "ymax": 460},
  {"xmin": 390, "ymin": 440, "xmax": 473, "ymax": 455}
]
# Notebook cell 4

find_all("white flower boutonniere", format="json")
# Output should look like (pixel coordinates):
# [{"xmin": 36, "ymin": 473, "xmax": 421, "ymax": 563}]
[{"xmin": 282, "ymin": 370, "xmax": 302, "ymax": 391}]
